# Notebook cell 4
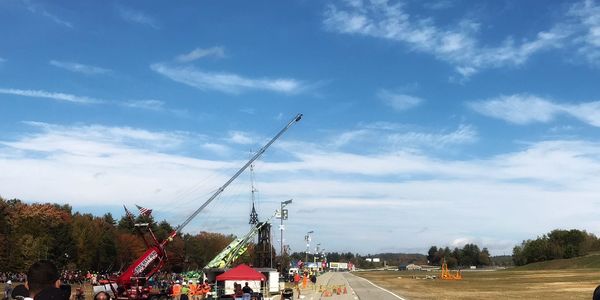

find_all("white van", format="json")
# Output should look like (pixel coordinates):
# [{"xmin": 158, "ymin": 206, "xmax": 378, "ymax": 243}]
[{"xmin": 288, "ymin": 267, "xmax": 299, "ymax": 276}]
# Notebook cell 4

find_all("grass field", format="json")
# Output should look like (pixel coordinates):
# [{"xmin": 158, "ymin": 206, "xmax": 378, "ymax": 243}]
[{"xmin": 355, "ymin": 269, "xmax": 600, "ymax": 299}]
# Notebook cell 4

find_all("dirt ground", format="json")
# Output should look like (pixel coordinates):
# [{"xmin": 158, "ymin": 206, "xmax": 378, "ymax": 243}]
[{"xmin": 355, "ymin": 269, "xmax": 600, "ymax": 299}]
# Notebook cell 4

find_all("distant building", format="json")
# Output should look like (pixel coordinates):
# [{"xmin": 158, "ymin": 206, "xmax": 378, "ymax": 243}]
[
  {"xmin": 398, "ymin": 264, "xmax": 407, "ymax": 271},
  {"xmin": 406, "ymin": 264, "xmax": 421, "ymax": 270},
  {"xmin": 329, "ymin": 262, "xmax": 350, "ymax": 270},
  {"xmin": 372, "ymin": 258, "xmax": 380, "ymax": 263}
]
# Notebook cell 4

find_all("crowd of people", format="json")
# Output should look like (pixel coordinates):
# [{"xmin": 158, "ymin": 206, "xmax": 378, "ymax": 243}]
[
  {"xmin": 0, "ymin": 273, "xmax": 26, "ymax": 284},
  {"xmin": 232, "ymin": 282, "xmax": 253, "ymax": 300},
  {"xmin": 3, "ymin": 260, "xmax": 70, "ymax": 300},
  {"xmin": 1, "ymin": 261, "xmax": 220, "ymax": 300},
  {"xmin": 166, "ymin": 279, "xmax": 212, "ymax": 300},
  {"xmin": 3, "ymin": 260, "xmax": 318, "ymax": 300}
]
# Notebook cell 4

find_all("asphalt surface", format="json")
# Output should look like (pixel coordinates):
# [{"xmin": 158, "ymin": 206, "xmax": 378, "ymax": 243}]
[{"xmin": 271, "ymin": 271, "xmax": 407, "ymax": 300}]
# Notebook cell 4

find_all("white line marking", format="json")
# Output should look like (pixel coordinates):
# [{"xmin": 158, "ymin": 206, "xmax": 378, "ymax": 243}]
[{"xmin": 348, "ymin": 272, "xmax": 409, "ymax": 300}]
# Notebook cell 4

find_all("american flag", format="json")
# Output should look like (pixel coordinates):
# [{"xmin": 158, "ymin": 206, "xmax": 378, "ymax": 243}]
[
  {"xmin": 123, "ymin": 205, "xmax": 135, "ymax": 220},
  {"xmin": 135, "ymin": 204, "xmax": 153, "ymax": 217}
]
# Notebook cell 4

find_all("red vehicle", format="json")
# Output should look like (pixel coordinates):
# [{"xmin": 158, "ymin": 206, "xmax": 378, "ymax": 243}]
[{"xmin": 103, "ymin": 114, "xmax": 302, "ymax": 300}]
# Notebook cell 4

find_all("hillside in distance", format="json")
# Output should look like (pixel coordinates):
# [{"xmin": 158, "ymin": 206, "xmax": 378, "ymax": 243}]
[{"xmin": 513, "ymin": 252, "xmax": 600, "ymax": 270}]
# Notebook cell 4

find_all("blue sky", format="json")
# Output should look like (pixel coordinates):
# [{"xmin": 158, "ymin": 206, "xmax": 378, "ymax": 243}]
[{"xmin": 1, "ymin": 0, "xmax": 600, "ymax": 255}]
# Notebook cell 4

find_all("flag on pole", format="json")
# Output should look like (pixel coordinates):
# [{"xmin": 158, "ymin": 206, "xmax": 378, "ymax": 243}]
[
  {"xmin": 135, "ymin": 204, "xmax": 153, "ymax": 217},
  {"xmin": 123, "ymin": 205, "xmax": 135, "ymax": 220}
]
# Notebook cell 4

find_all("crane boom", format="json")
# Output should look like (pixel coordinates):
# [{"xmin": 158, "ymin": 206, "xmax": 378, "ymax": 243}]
[
  {"xmin": 115, "ymin": 113, "xmax": 302, "ymax": 288},
  {"xmin": 176, "ymin": 113, "xmax": 302, "ymax": 234}
]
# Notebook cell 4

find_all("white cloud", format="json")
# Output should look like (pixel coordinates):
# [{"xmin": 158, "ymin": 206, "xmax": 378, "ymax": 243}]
[
  {"xmin": 0, "ymin": 88, "xmax": 102, "ymax": 104},
  {"xmin": 565, "ymin": 101, "xmax": 600, "ymax": 126},
  {"xmin": 117, "ymin": 6, "xmax": 159, "ymax": 29},
  {"xmin": 388, "ymin": 124, "xmax": 477, "ymax": 148},
  {"xmin": 568, "ymin": 0, "xmax": 600, "ymax": 65},
  {"xmin": 326, "ymin": 124, "xmax": 476, "ymax": 150},
  {"xmin": 23, "ymin": 0, "xmax": 73, "ymax": 28},
  {"xmin": 13, "ymin": 122, "xmax": 185, "ymax": 151},
  {"xmin": 150, "ymin": 63, "xmax": 305, "ymax": 94},
  {"xmin": 3, "ymin": 122, "xmax": 600, "ymax": 254},
  {"xmin": 469, "ymin": 94, "xmax": 600, "ymax": 127},
  {"xmin": 176, "ymin": 47, "xmax": 226, "ymax": 63},
  {"xmin": 377, "ymin": 89, "xmax": 423, "ymax": 111},
  {"xmin": 50, "ymin": 60, "xmax": 111, "ymax": 75},
  {"xmin": 0, "ymin": 57, "xmax": 5, "ymax": 63},
  {"xmin": 227, "ymin": 131, "xmax": 254, "ymax": 145},
  {"xmin": 329, "ymin": 129, "xmax": 371, "ymax": 148},
  {"xmin": 323, "ymin": 1, "xmax": 571, "ymax": 77},
  {"xmin": 201, "ymin": 143, "xmax": 232, "ymax": 156},
  {"xmin": 423, "ymin": 0, "xmax": 454, "ymax": 10},
  {"xmin": 122, "ymin": 99, "xmax": 165, "ymax": 111}
]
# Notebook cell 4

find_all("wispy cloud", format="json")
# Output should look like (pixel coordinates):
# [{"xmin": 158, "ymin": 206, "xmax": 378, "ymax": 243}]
[
  {"xmin": 201, "ymin": 143, "xmax": 232, "ymax": 156},
  {"xmin": 117, "ymin": 6, "xmax": 159, "ymax": 29},
  {"xmin": 122, "ymin": 100, "xmax": 165, "ymax": 111},
  {"xmin": 49, "ymin": 60, "xmax": 111, "ymax": 75},
  {"xmin": 323, "ymin": 0, "xmax": 571, "ymax": 77},
  {"xmin": 150, "ymin": 63, "xmax": 305, "ymax": 94},
  {"xmin": 469, "ymin": 94, "xmax": 600, "ymax": 127},
  {"xmin": 423, "ymin": 0, "xmax": 454, "ymax": 10},
  {"xmin": 377, "ymin": 89, "xmax": 424, "ymax": 111},
  {"xmin": 176, "ymin": 47, "xmax": 226, "ymax": 63},
  {"xmin": 0, "ymin": 57, "xmax": 6, "ymax": 63},
  {"xmin": 227, "ymin": 131, "xmax": 254, "ymax": 145},
  {"xmin": 568, "ymin": 0, "xmax": 600, "ymax": 65},
  {"xmin": 325, "ymin": 123, "xmax": 476, "ymax": 150},
  {"xmin": 3, "ymin": 122, "xmax": 600, "ymax": 254},
  {"xmin": 0, "ymin": 88, "xmax": 102, "ymax": 104},
  {"xmin": 14, "ymin": 122, "xmax": 185, "ymax": 151},
  {"xmin": 22, "ymin": 0, "xmax": 72, "ymax": 28},
  {"xmin": 387, "ymin": 124, "xmax": 477, "ymax": 148}
]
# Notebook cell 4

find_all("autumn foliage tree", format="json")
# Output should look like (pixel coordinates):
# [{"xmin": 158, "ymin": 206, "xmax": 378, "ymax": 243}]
[{"xmin": 0, "ymin": 197, "xmax": 251, "ymax": 273}]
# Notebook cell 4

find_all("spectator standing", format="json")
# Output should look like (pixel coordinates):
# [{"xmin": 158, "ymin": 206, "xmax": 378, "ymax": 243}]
[
  {"xmin": 233, "ymin": 283, "xmax": 243, "ymax": 300},
  {"xmin": 202, "ymin": 280, "xmax": 211, "ymax": 300},
  {"xmin": 24, "ymin": 260, "xmax": 65, "ymax": 300},
  {"xmin": 180, "ymin": 282, "xmax": 189, "ymax": 300},
  {"xmin": 171, "ymin": 281, "xmax": 182, "ymax": 300},
  {"xmin": 4, "ymin": 280, "xmax": 13, "ymax": 300},
  {"xmin": 188, "ymin": 280, "xmax": 197, "ymax": 300},
  {"xmin": 241, "ymin": 282, "xmax": 252, "ymax": 300}
]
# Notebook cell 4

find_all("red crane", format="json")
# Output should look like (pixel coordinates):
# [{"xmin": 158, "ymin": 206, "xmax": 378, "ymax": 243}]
[{"xmin": 109, "ymin": 114, "xmax": 302, "ymax": 299}]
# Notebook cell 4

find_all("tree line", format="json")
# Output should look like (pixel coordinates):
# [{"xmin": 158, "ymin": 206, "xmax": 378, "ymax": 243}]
[
  {"xmin": 0, "ymin": 198, "xmax": 251, "ymax": 273},
  {"xmin": 512, "ymin": 229, "xmax": 600, "ymax": 266},
  {"xmin": 427, "ymin": 244, "xmax": 491, "ymax": 268}
]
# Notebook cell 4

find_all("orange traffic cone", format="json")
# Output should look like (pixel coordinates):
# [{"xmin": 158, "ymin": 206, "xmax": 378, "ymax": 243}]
[
  {"xmin": 343, "ymin": 286, "xmax": 347, "ymax": 294},
  {"xmin": 337, "ymin": 287, "xmax": 341, "ymax": 295}
]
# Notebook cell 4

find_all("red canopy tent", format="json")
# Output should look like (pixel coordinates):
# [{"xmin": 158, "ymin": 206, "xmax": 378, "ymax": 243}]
[{"xmin": 216, "ymin": 264, "xmax": 266, "ymax": 281}]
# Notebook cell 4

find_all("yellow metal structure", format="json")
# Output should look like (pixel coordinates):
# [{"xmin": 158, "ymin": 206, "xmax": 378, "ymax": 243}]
[{"xmin": 440, "ymin": 259, "xmax": 462, "ymax": 280}]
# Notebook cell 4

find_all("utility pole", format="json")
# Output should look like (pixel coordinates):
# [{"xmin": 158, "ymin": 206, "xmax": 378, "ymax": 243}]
[
  {"xmin": 280, "ymin": 199, "xmax": 292, "ymax": 266},
  {"xmin": 305, "ymin": 230, "xmax": 314, "ymax": 264}
]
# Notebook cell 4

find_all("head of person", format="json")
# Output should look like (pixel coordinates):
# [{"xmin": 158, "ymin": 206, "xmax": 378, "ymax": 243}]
[
  {"xmin": 244, "ymin": 282, "xmax": 249, "ymax": 287},
  {"xmin": 94, "ymin": 291, "xmax": 110, "ymax": 300},
  {"xmin": 26, "ymin": 260, "xmax": 61, "ymax": 298},
  {"xmin": 12, "ymin": 284, "xmax": 30, "ymax": 300}
]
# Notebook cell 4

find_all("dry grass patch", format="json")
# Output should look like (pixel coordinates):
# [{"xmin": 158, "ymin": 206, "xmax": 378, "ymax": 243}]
[{"xmin": 355, "ymin": 269, "xmax": 600, "ymax": 299}]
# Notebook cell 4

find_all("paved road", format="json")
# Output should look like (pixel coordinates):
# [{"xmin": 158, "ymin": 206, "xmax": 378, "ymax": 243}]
[
  {"xmin": 342, "ymin": 272, "xmax": 407, "ymax": 300},
  {"xmin": 271, "ymin": 272, "xmax": 407, "ymax": 300}
]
